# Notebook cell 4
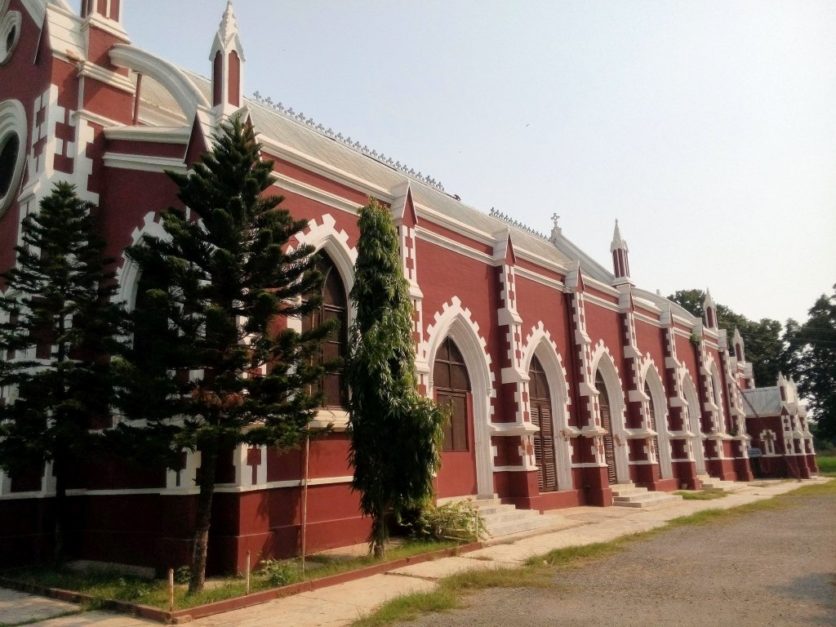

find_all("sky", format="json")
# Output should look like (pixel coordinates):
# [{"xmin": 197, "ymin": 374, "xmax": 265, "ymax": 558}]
[{"xmin": 123, "ymin": 0, "xmax": 836, "ymax": 325}]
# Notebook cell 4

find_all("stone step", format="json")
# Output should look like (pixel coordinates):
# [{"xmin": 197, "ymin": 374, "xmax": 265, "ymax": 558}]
[
  {"xmin": 613, "ymin": 492, "xmax": 682, "ymax": 509},
  {"xmin": 473, "ymin": 499, "xmax": 554, "ymax": 539},
  {"xmin": 613, "ymin": 491, "xmax": 673, "ymax": 504},
  {"xmin": 476, "ymin": 503, "xmax": 517, "ymax": 516},
  {"xmin": 609, "ymin": 482, "xmax": 682, "ymax": 509},
  {"xmin": 610, "ymin": 483, "xmax": 649, "ymax": 497},
  {"xmin": 696, "ymin": 475, "xmax": 745, "ymax": 492}
]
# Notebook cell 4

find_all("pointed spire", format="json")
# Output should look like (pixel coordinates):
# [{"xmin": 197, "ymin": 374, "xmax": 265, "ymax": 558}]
[
  {"xmin": 210, "ymin": 0, "xmax": 245, "ymax": 114},
  {"xmin": 610, "ymin": 219, "xmax": 627, "ymax": 252},
  {"xmin": 610, "ymin": 219, "xmax": 631, "ymax": 283},
  {"xmin": 703, "ymin": 289, "xmax": 717, "ymax": 329},
  {"xmin": 732, "ymin": 327, "xmax": 745, "ymax": 361},
  {"xmin": 221, "ymin": 0, "xmax": 238, "ymax": 35}
]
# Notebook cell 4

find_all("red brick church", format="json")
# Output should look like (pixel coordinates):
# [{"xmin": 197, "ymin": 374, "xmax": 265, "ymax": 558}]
[{"xmin": 0, "ymin": 0, "xmax": 818, "ymax": 573}]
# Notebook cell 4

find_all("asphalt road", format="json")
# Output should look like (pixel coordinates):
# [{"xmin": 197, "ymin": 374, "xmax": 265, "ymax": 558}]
[{"xmin": 403, "ymin": 487, "xmax": 836, "ymax": 626}]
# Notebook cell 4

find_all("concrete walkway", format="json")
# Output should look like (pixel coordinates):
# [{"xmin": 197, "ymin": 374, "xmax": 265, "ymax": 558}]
[{"xmin": 5, "ymin": 478, "xmax": 827, "ymax": 627}]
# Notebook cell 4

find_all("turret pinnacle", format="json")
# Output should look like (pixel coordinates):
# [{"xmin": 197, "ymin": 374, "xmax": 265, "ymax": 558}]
[
  {"xmin": 703, "ymin": 289, "xmax": 717, "ymax": 329},
  {"xmin": 610, "ymin": 219, "xmax": 627, "ymax": 252},
  {"xmin": 210, "ymin": 0, "xmax": 245, "ymax": 114},
  {"xmin": 218, "ymin": 0, "xmax": 240, "ymax": 45},
  {"xmin": 610, "ymin": 219, "xmax": 631, "ymax": 283}
]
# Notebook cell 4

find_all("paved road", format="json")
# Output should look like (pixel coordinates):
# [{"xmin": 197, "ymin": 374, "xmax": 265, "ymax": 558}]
[{"xmin": 404, "ymin": 489, "xmax": 836, "ymax": 626}]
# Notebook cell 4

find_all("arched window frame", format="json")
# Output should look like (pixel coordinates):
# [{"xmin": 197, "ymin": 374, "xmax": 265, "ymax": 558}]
[
  {"xmin": 433, "ymin": 337, "xmax": 471, "ymax": 452},
  {"xmin": 303, "ymin": 252, "xmax": 348, "ymax": 410}
]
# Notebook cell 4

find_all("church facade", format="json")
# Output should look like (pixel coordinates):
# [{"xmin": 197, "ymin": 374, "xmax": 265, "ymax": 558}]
[{"xmin": 0, "ymin": 0, "xmax": 817, "ymax": 573}]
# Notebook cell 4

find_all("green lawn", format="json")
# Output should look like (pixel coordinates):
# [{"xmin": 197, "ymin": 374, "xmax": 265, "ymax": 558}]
[
  {"xmin": 1, "ymin": 539, "xmax": 458, "ymax": 612},
  {"xmin": 816, "ymin": 453, "xmax": 836, "ymax": 477}
]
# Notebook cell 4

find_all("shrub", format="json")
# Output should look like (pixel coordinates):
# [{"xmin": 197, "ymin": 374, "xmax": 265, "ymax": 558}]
[
  {"xmin": 404, "ymin": 501, "xmax": 485, "ymax": 542},
  {"xmin": 173, "ymin": 565, "xmax": 191, "ymax": 585},
  {"xmin": 255, "ymin": 559, "xmax": 298, "ymax": 587}
]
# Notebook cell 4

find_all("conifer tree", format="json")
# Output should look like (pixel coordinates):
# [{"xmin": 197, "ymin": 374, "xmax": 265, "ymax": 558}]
[
  {"xmin": 347, "ymin": 199, "xmax": 444, "ymax": 558},
  {"xmin": 0, "ymin": 182, "xmax": 120, "ymax": 564},
  {"xmin": 115, "ymin": 116, "xmax": 326, "ymax": 593}
]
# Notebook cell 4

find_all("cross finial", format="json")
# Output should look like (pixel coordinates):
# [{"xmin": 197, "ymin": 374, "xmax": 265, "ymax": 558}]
[{"xmin": 549, "ymin": 213, "xmax": 562, "ymax": 242}]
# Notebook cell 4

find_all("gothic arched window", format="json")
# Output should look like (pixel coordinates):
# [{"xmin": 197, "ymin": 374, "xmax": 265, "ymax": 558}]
[
  {"xmin": 303, "ymin": 254, "xmax": 347, "ymax": 408},
  {"xmin": 434, "ymin": 337, "xmax": 470, "ymax": 452}
]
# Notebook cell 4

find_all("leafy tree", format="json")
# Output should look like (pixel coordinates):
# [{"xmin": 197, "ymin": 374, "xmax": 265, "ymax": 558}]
[
  {"xmin": 783, "ymin": 286, "xmax": 836, "ymax": 444},
  {"xmin": 668, "ymin": 289, "xmax": 787, "ymax": 384},
  {"xmin": 0, "ymin": 182, "xmax": 120, "ymax": 564},
  {"xmin": 114, "ymin": 117, "xmax": 326, "ymax": 593},
  {"xmin": 347, "ymin": 199, "xmax": 444, "ymax": 558}
]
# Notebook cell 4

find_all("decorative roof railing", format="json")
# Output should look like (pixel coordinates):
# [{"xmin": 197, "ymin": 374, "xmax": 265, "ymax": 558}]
[
  {"xmin": 250, "ymin": 91, "xmax": 446, "ymax": 193},
  {"xmin": 489, "ymin": 207, "xmax": 547, "ymax": 240}
]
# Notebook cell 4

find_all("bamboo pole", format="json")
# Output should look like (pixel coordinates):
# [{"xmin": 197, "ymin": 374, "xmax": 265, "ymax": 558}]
[
  {"xmin": 245, "ymin": 550, "xmax": 251, "ymax": 594},
  {"xmin": 167, "ymin": 568, "xmax": 174, "ymax": 612},
  {"xmin": 300, "ymin": 433, "xmax": 311, "ymax": 576}
]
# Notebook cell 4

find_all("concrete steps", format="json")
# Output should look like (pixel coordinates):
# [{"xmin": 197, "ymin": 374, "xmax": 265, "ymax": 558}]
[
  {"xmin": 472, "ymin": 497, "xmax": 558, "ymax": 539},
  {"xmin": 696, "ymin": 474, "xmax": 745, "ymax": 492},
  {"xmin": 610, "ymin": 483, "xmax": 682, "ymax": 509}
]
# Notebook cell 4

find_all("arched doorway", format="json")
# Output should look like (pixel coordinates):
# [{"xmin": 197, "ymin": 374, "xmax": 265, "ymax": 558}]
[
  {"xmin": 529, "ymin": 355, "xmax": 557, "ymax": 492},
  {"xmin": 682, "ymin": 373, "xmax": 707, "ymax": 474},
  {"xmin": 434, "ymin": 337, "xmax": 477, "ymax": 496},
  {"xmin": 303, "ymin": 254, "xmax": 348, "ymax": 408},
  {"xmin": 596, "ymin": 371, "xmax": 618, "ymax": 484},
  {"xmin": 644, "ymin": 370, "xmax": 673, "ymax": 479}
]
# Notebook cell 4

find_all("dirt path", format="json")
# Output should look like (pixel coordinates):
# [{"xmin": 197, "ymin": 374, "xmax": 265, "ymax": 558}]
[{"xmin": 403, "ymin": 489, "xmax": 836, "ymax": 626}]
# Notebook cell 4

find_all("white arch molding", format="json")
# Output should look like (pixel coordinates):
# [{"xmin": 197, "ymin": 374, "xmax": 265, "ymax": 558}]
[
  {"xmin": 681, "ymin": 370, "xmax": 707, "ymax": 474},
  {"xmin": 590, "ymin": 341, "xmax": 630, "ymax": 484},
  {"xmin": 640, "ymin": 360, "xmax": 673, "ymax": 480},
  {"xmin": 709, "ymin": 360, "xmax": 726, "ymax": 432},
  {"xmin": 425, "ymin": 297, "xmax": 494, "ymax": 497},
  {"xmin": 0, "ymin": 98, "xmax": 27, "ymax": 218},
  {"xmin": 292, "ymin": 214, "xmax": 357, "ymax": 294},
  {"xmin": 115, "ymin": 212, "xmax": 169, "ymax": 309},
  {"xmin": 521, "ymin": 322, "xmax": 573, "ymax": 490}
]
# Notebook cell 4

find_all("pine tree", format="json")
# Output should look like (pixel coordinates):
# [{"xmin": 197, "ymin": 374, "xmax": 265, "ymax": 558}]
[
  {"xmin": 0, "ymin": 182, "xmax": 120, "ymax": 565},
  {"xmin": 347, "ymin": 199, "xmax": 444, "ymax": 558},
  {"xmin": 114, "ymin": 116, "xmax": 327, "ymax": 593}
]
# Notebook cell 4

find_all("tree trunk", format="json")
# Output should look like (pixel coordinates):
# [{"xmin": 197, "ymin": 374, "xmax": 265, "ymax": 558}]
[
  {"xmin": 371, "ymin": 502, "xmax": 386, "ymax": 558},
  {"xmin": 52, "ymin": 457, "xmax": 65, "ymax": 567},
  {"xmin": 188, "ymin": 443, "xmax": 218, "ymax": 594}
]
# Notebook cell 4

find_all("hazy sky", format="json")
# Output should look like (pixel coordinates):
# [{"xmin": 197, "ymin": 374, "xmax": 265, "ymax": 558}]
[{"xmin": 123, "ymin": 1, "xmax": 836, "ymax": 324}]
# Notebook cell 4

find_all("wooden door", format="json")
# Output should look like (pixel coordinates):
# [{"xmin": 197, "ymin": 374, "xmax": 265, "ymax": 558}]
[
  {"xmin": 597, "ymin": 372, "xmax": 617, "ymax": 484},
  {"xmin": 645, "ymin": 382, "xmax": 661, "ymax": 468},
  {"xmin": 434, "ymin": 338, "xmax": 477, "ymax": 497},
  {"xmin": 530, "ymin": 356, "xmax": 558, "ymax": 492}
]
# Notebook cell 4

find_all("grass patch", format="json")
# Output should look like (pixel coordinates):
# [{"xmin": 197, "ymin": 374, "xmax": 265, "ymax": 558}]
[
  {"xmin": 353, "ymin": 589, "xmax": 458, "ymax": 627},
  {"xmin": 816, "ymin": 454, "xmax": 836, "ymax": 477},
  {"xmin": 0, "ymin": 539, "xmax": 460, "ymax": 612},
  {"xmin": 675, "ymin": 488, "xmax": 728, "ymax": 501},
  {"xmin": 527, "ymin": 542, "xmax": 622, "ymax": 569}
]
